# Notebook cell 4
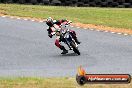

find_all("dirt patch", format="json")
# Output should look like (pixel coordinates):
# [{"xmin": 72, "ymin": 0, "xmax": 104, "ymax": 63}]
[
  {"xmin": 0, "ymin": 14, "xmax": 132, "ymax": 35},
  {"xmin": 72, "ymin": 22, "xmax": 132, "ymax": 35},
  {"xmin": 0, "ymin": 12, "xmax": 7, "ymax": 16}
]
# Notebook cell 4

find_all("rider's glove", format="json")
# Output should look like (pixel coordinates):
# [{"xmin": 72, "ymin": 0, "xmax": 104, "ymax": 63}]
[
  {"xmin": 48, "ymin": 34, "xmax": 53, "ymax": 38},
  {"xmin": 68, "ymin": 21, "xmax": 72, "ymax": 24}
]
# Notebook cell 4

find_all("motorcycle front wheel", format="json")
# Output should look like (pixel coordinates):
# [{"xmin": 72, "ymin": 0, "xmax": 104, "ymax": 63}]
[{"xmin": 70, "ymin": 41, "xmax": 80, "ymax": 55}]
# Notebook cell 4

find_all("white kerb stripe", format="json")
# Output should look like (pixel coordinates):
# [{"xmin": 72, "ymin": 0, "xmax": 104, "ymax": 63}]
[
  {"xmin": 96, "ymin": 30, "xmax": 100, "ymax": 31},
  {"xmin": 111, "ymin": 32, "xmax": 115, "ymax": 34},
  {"xmin": 117, "ymin": 33, "xmax": 122, "ymax": 34},
  {"xmin": 2, "ymin": 16, "xmax": 6, "ymax": 17},
  {"xmin": 10, "ymin": 17, "xmax": 14, "ymax": 19},
  {"xmin": 90, "ymin": 29, "xmax": 94, "ymax": 30},
  {"xmin": 39, "ymin": 21, "xmax": 43, "ymax": 23},
  {"xmin": 124, "ymin": 34, "xmax": 128, "ymax": 35},
  {"xmin": 31, "ymin": 20, "xmax": 35, "ymax": 21},
  {"xmin": 104, "ymin": 30, "xmax": 108, "ymax": 32},
  {"xmin": 17, "ymin": 18, "xmax": 21, "ymax": 19},
  {"xmin": 24, "ymin": 19, "xmax": 28, "ymax": 20}
]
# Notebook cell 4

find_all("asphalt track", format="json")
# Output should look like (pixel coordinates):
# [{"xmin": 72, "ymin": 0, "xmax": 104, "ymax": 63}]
[{"xmin": 0, "ymin": 17, "xmax": 132, "ymax": 77}]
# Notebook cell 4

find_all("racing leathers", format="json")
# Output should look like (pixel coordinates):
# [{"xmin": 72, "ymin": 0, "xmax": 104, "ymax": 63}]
[{"xmin": 47, "ymin": 19, "xmax": 80, "ymax": 54}]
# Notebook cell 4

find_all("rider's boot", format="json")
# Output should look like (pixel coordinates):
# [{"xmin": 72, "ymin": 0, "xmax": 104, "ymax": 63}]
[
  {"xmin": 74, "ymin": 37, "xmax": 81, "ymax": 44},
  {"xmin": 60, "ymin": 46, "xmax": 68, "ymax": 54},
  {"xmin": 70, "ymin": 31, "xmax": 81, "ymax": 44}
]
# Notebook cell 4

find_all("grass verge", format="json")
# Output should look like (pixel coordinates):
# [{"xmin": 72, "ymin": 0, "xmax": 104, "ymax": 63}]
[
  {"xmin": 0, "ymin": 4, "xmax": 132, "ymax": 30},
  {"xmin": 0, "ymin": 77, "xmax": 132, "ymax": 88}
]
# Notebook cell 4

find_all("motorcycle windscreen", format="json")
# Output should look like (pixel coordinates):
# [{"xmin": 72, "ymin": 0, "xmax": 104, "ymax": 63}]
[{"xmin": 64, "ymin": 33, "xmax": 73, "ymax": 43}]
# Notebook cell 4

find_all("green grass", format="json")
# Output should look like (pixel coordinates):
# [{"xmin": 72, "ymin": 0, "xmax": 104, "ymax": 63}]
[
  {"xmin": 0, "ymin": 4, "xmax": 132, "ymax": 29},
  {"xmin": 0, "ymin": 77, "xmax": 132, "ymax": 88}
]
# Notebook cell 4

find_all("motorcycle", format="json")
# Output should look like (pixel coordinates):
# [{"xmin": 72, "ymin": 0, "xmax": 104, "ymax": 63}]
[
  {"xmin": 58, "ymin": 28, "xmax": 81, "ymax": 55},
  {"xmin": 48, "ymin": 21, "xmax": 80, "ymax": 55}
]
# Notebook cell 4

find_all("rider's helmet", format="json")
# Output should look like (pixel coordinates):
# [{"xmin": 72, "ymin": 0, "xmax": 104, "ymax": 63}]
[{"xmin": 46, "ymin": 17, "xmax": 54, "ymax": 27}]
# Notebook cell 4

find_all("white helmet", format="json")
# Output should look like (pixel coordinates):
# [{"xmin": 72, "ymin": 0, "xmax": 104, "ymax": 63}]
[{"xmin": 46, "ymin": 17, "xmax": 54, "ymax": 27}]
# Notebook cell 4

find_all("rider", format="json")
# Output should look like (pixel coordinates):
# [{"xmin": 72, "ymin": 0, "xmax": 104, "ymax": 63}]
[{"xmin": 46, "ymin": 17, "xmax": 80, "ymax": 54}]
